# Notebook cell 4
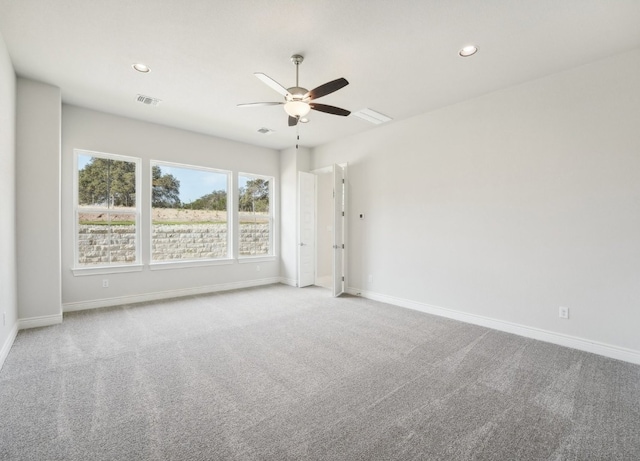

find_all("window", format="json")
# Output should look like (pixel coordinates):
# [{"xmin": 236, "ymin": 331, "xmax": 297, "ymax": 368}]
[
  {"xmin": 239, "ymin": 173, "xmax": 273, "ymax": 257},
  {"xmin": 151, "ymin": 162, "xmax": 230, "ymax": 262},
  {"xmin": 74, "ymin": 150, "xmax": 141, "ymax": 267}
]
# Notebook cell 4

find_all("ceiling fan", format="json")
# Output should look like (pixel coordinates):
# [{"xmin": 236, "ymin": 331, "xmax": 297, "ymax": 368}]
[{"xmin": 238, "ymin": 54, "xmax": 351, "ymax": 127}]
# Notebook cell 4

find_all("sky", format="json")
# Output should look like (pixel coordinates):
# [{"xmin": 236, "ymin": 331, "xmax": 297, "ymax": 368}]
[
  {"xmin": 159, "ymin": 164, "xmax": 227, "ymax": 203},
  {"xmin": 78, "ymin": 154, "xmax": 256, "ymax": 204}
]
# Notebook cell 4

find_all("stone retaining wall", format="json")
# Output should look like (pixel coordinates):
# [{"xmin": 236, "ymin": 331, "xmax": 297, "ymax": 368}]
[{"xmin": 78, "ymin": 223, "xmax": 270, "ymax": 265}]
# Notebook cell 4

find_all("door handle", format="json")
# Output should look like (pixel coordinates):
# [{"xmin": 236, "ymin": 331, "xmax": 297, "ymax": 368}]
[{"xmin": 299, "ymin": 242, "xmax": 306, "ymax": 246}]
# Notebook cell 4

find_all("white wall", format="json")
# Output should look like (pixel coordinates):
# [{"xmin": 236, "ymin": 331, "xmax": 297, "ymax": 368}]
[
  {"xmin": 315, "ymin": 171, "xmax": 333, "ymax": 287},
  {"xmin": 0, "ymin": 31, "xmax": 17, "ymax": 368},
  {"xmin": 16, "ymin": 78, "xmax": 62, "ymax": 326},
  {"xmin": 312, "ymin": 49, "xmax": 640, "ymax": 358},
  {"xmin": 279, "ymin": 146, "xmax": 310, "ymax": 286},
  {"xmin": 61, "ymin": 105, "xmax": 280, "ymax": 308}
]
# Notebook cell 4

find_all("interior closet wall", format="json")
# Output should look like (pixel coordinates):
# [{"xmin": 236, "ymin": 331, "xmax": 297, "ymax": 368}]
[{"xmin": 315, "ymin": 172, "xmax": 333, "ymax": 288}]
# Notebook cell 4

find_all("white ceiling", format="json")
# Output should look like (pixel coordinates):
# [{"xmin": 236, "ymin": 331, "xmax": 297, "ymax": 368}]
[{"xmin": 1, "ymin": 0, "xmax": 640, "ymax": 150}]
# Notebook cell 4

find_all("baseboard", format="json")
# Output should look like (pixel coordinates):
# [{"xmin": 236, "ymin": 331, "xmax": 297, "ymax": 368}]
[
  {"xmin": 346, "ymin": 287, "xmax": 640, "ymax": 365},
  {"xmin": 0, "ymin": 312, "xmax": 63, "ymax": 370},
  {"xmin": 18, "ymin": 313, "xmax": 63, "ymax": 330},
  {"xmin": 0, "ymin": 323, "xmax": 19, "ymax": 371},
  {"xmin": 279, "ymin": 277, "xmax": 297, "ymax": 287},
  {"xmin": 63, "ymin": 277, "xmax": 282, "ymax": 312}
]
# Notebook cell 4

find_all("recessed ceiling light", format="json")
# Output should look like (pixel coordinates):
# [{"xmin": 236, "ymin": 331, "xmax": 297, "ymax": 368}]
[
  {"xmin": 132, "ymin": 63, "xmax": 150, "ymax": 73},
  {"xmin": 458, "ymin": 45, "xmax": 478, "ymax": 57}
]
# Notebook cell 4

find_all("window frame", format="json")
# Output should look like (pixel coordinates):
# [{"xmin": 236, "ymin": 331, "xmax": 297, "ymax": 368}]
[
  {"xmin": 238, "ymin": 172, "xmax": 275, "ymax": 260},
  {"xmin": 149, "ymin": 160, "xmax": 233, "ymax": 268},
  {"xmin": 72, "ymin": 149, "xmax": 142, "ymax": 276}
]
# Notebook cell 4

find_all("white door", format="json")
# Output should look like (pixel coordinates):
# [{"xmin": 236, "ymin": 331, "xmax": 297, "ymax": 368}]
[
  {"xmin": 298, "ymin": 171, "xmax": 316, "ymax": 287},
  {"xmin": 332, "ymin": 164, "xmax": 345, "ymax": 297}
]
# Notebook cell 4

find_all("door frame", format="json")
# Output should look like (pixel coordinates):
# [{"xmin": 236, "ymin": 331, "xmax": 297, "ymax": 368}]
[
  {"xmin": 307, "ymin": 163, "xmax": 348, "ymax": 294},
  {"xmin": 332, "ymin": 163, "xmax": 345, "ymax": 297}
]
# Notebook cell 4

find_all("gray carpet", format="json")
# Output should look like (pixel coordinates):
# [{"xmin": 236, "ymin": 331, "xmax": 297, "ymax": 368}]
[{"xmin": 1, "ymin": 284, "xmax": 639, "ymax": 460}]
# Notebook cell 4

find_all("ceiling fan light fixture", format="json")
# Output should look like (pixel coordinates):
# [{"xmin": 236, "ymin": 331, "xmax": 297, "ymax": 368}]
[{"xmin": 284, "ymin": 100, "xmax": 311, "ymax": 117}]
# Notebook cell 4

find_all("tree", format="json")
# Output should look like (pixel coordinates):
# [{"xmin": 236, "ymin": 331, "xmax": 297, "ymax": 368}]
[
  {"xmin": 79, "ymin": 158, "xmax": 136, "ymax": 207},
  {"xmin": 186, "ymin": 190, "xmax": 227, "ymax": 211},
  {"xmin": 152, "ymin": 165, "xmax": 181, "ymax": 208},
  {"xmin": 239, "ymin": 179, "xmax": 269, "ymax": 213}
]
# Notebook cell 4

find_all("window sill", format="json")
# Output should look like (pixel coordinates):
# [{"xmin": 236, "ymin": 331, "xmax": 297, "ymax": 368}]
[
  {"xmin": 237, "ymin": 255, "xmax": 277, "ymax": 264},
  {"xmin": 72, "ymin": 264, "xmax": 144, "ymax": 277},
  {"xmin": 149, "ymin": 258, "xmax": 235, "ymax": 271}
]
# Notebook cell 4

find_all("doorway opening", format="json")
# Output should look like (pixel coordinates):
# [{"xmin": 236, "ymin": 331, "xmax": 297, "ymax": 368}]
[{"xmin": 297, "ymin": 164, "xmax": 346, "ymax": 297}]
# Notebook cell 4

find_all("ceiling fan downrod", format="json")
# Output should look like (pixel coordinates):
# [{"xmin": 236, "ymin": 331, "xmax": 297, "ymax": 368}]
[
  {"xmin": 288, "ymin": 55, "xmax": 307, "ymax": 100},
  {"xmin": 291, "ymin": 54, "xmax": 304, "ymax": 88}
]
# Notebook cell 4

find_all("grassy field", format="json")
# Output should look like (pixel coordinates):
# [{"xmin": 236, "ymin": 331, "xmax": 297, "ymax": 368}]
[{"xmin": 79, "ymin": 208, "xmax": 268, "ymax": 224}]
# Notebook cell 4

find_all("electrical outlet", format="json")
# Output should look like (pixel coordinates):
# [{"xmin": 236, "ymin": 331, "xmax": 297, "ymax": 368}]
[
  {"xmin": 559, "ymin": 306, "xmax": 569, "ymax": 319},
  {"xmin": 102, "ymin": 279, "xmax": 109, "ymax": 288}
]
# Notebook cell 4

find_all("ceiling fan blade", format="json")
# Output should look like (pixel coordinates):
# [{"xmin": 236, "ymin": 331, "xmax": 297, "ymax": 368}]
[
  {"xmin": 306, "ymin": 78, "xmax": 349, "ymax": 100},
  {"xmin": 255, "ymin": 73, "xmax": 290, "ymax": 97},
  {"xmin": 288, "ymin": 116, "xmax": 299, "ymax": 127},
  {"xmin": 237, "ymin": 102, "xmax": 284, "ymax": 107},
  {"xmin": 310, "ymin": 103, "xmax": 351, "ymax": 116}
]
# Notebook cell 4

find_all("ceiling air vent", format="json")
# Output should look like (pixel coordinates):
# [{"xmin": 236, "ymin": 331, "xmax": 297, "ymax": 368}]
[
  {"xmin": 136, "ymin": 94, "xmax": 162, "ymax": 107},
  {"xmin": 352, "ymin": 108, "xmax": 392, "ymax": 125}
]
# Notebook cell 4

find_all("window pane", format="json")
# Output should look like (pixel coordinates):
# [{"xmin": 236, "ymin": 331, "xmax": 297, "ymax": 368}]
[
  {"xmin": 151, "ymin": 163, "xmax": 229, "ymax": 261},
  {"xmin": 75, "ymin": 151, "xmax": 139, "ymax": 267},
  {"xmin": 239, "ymin": 175, "xmax": 272, "ymax": 256},
  {"xmin": 77, "ymin": 212, "xmax": 136, "ymax": 266}
]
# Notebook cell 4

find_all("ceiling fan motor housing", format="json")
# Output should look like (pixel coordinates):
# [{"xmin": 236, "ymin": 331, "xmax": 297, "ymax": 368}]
[{"xmin": 286, "ymin": 87, "xmax": 309, "ymax": 101}]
